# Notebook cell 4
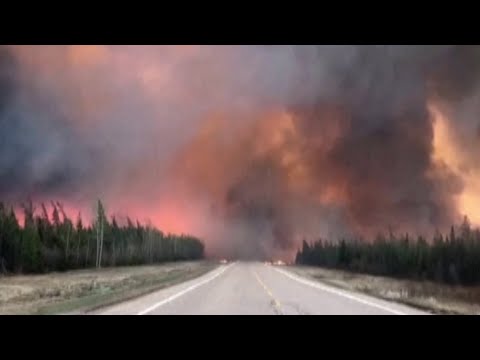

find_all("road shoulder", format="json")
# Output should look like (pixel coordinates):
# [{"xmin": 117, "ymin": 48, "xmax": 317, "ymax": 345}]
[
  {"xmin": 0, "ymin": 261, "xmax": 218, "ymax": 315},
  {"xmin": 284, "ymin": 265, "xmax": 480, "ymax": 315}
]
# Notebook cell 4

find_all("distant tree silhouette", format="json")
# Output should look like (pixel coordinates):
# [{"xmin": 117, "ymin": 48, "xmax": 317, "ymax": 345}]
[{"xmin": 296, "ymin": 220, "xmax": 480, "ymax": 285}]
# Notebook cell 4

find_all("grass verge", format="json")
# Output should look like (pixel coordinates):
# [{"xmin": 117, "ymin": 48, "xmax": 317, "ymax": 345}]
[
  {"xmin": 0, "ymin": 261, "xmax": 217, "ymax": 315},
  {"xmin": 287, "ymin": 265, "xmax": 480, "ymax": 315}
]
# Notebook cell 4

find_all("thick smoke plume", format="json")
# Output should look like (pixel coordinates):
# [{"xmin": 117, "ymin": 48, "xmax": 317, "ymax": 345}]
[{"xmin": 1, "ymin": 45, "xmax": 479, "ymax": 260}]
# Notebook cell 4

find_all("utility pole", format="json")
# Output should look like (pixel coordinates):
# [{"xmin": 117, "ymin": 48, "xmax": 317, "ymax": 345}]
[
  {"xmin": 174, "ymin": 237, "xmax": 177, "ymax": 259},
  {"xmin": 99, "ymin": 214, "xmax": 104, "ymax": 268}
]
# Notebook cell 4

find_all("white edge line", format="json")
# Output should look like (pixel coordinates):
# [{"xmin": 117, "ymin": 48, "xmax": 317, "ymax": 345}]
[
  {"xmin": 137, "ymin": 263, "xmax": 234, "ymax": 315},
  {"xmin": 273, "ymin": 266, "xmax": 407, "ymax": 315}
]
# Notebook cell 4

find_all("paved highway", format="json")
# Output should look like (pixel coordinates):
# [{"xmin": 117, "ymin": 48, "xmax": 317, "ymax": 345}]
[{"xmin": 96, "ymin": 262, "xmax": 427, "ymax": 315}]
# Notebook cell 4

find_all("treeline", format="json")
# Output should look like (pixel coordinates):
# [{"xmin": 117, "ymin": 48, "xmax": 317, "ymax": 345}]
[
  {"xmin": 0, "ymin": 200, "xmax": 204, "ymax": 274},
  {"xmin": 296, "ymin": 217, "xmax": 480, "ymax": 285}
]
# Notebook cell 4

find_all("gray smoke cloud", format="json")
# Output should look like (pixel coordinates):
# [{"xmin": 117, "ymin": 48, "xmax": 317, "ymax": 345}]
[{"xmin": 1, "ymin": 45, "xmax": 479, "ymax": 260}]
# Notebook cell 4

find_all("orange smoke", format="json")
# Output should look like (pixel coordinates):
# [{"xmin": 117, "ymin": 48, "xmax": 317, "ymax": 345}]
[
  {"xmin": 170, "ymin": 107, "xmax": 348, "ymax": 206},
  {"xmin": 170, "ymin": 108, "xmax": 310, "ymax": 205},
  {"xmin": 430, "ymin": 101, "xmax": 480, "ymax": 226},
  {"xmin": 161, "ymin": 107, "xmax": 354, "ymax": 258}
]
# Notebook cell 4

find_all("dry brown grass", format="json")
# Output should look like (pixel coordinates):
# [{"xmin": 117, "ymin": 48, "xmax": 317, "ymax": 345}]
[
  {"xmin": 0, "ymin": 261, "xmax": 217, "ymax": 314},
  {"xmin": 288, "ymin": 265, "xmax": 480, "ymax": 315}
]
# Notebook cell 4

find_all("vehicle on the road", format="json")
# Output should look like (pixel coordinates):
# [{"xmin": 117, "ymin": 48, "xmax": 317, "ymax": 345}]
[
  {"xmin": 219, "ymin": 259, "xmax": 228, "ymax": 264},
  {"xmin": 273, "ymin": 260, "xmax": 286, "ymax": 266}
]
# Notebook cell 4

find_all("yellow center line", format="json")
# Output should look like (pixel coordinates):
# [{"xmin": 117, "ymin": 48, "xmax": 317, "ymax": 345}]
[{"xmin": 253, "ymin": 271, "xmax": 283, "ymax": 315}]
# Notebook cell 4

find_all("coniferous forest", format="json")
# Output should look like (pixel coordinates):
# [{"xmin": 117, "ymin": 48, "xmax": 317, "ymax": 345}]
[
  {"xmin": 296, "ymin": 217, "xmax": 480, "ymax": 285},
  {"xmin": 0, "ymin": 200, "xmax": 204, "ymax": 274}
]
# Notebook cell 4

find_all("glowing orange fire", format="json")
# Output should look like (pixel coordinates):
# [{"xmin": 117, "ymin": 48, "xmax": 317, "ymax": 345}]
[{"xmin": 430, "ymin": 102, "xmax": 480, "ymax": 226}]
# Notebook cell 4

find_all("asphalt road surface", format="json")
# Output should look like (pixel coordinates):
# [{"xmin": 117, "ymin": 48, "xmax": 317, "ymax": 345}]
[{"xmin": 97, "ymin": 262, "xmax": 427, "ymax": 315}]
